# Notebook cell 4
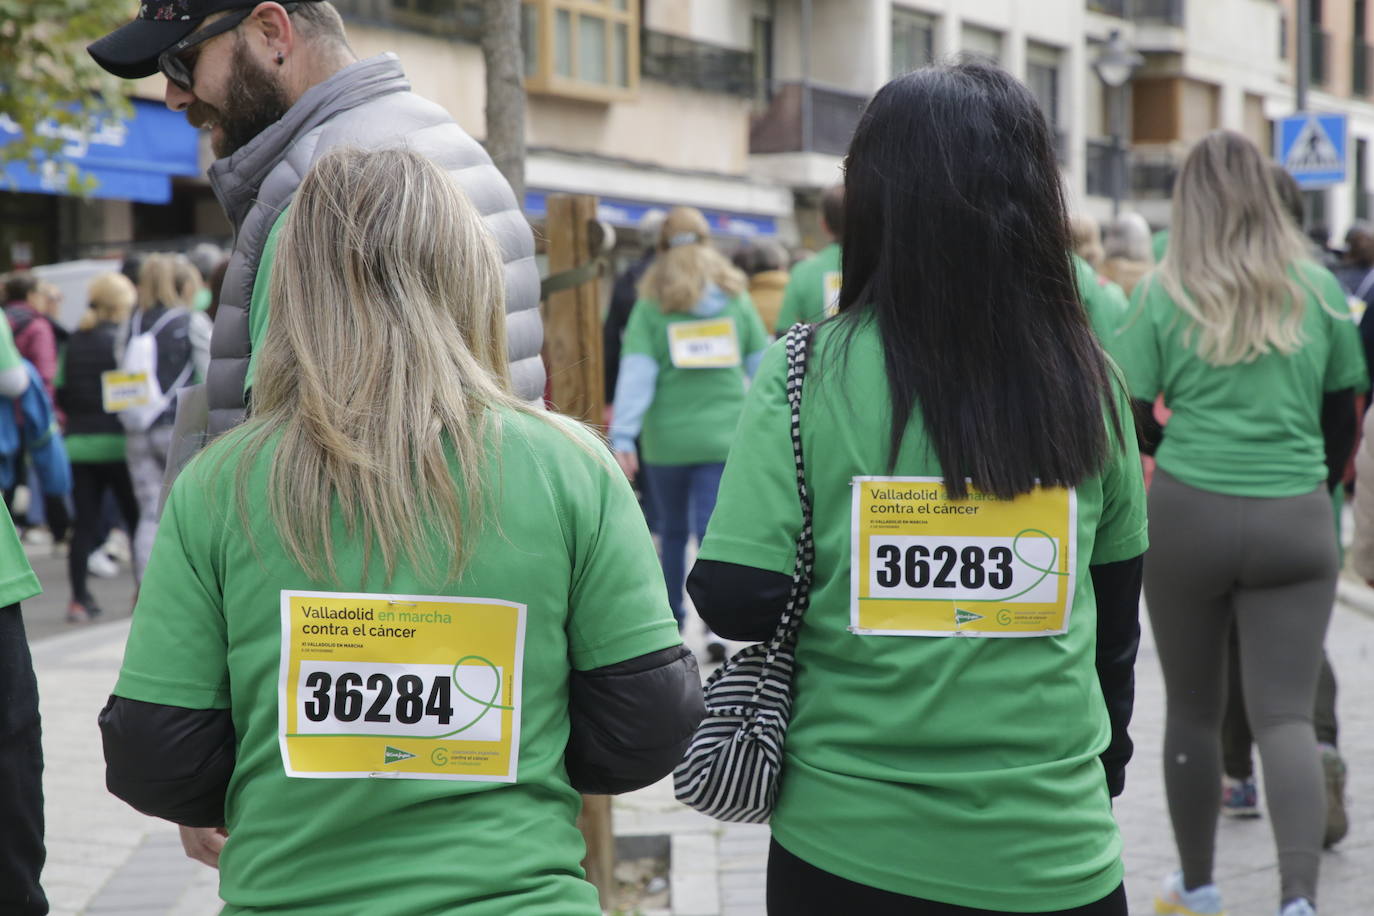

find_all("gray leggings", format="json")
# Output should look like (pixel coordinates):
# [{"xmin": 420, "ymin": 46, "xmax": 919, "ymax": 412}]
[{"xmin": 1145, "ymin": 471, "xmax": 1335, "ymax": 905}]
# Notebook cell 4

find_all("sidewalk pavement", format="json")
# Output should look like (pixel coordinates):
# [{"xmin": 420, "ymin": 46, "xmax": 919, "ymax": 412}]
[{"xmin": 28, "ymin": 556, "xmax": 1374, "ymax": 914}]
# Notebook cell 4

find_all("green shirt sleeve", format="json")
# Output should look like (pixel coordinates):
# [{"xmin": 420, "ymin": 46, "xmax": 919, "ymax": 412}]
[
  {"xmin": 245, "ymin": 207, "xmax": 291, "ymax": 397},
  {"xmin": 1107, "ymin": 279, "xmax": 1164, "ymax": 401},
  {"xmin": 557, "ymin": 424, "xmax": 682, "ymax": 670},
  {"xmin": 1090, "ymin": 380, "xmax": 1149, "ymax": 565},
  {"xmin": 0, "ymin": 317, "xmax": 21, "ymax": 373},
  {"xmin": 115, "ymin": 461, "xmax": 230, "ymax": 709},
  {"xmin": 697, "ymin": 342, "xmax": 800, "ymax": 575}
]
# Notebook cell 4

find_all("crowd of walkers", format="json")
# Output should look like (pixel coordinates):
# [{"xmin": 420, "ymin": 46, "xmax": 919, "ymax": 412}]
[
  {"xmin": 3, "ymin": 2, "xmax": 1373, "ymax": 914},
  {"xmin": 0, "ymin": 248, "xmax": 219, "ymax": 622}
]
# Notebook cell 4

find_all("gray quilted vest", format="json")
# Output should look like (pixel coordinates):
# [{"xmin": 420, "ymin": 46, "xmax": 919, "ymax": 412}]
[{"xmin": 204, "ymin": 53, "xmax": 544, "ymax": 436}]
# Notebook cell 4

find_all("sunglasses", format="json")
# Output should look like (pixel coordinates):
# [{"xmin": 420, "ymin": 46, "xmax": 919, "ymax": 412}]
[{"xmin": 157, "ymin": 7, "xmax": 254, "ymax": 91}]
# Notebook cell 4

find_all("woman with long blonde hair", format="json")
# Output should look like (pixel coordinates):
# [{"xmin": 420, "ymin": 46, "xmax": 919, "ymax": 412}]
[
  {"xmin": 610, "ymin": 206, "xmax": 770, "ymax": 630},
  {"xmin": 98, "ymin": 148, "xmax": 701, "ymax": 914},
  {"xmin": 125, "ymin": 253, "xmax": 205, "ymax": 580},
  {"xmin": 56, "ymin": 273, "xmax": 141, "ymax": 622},
  {"xmin": 1111, "ymin": 130, "xmax": 1367, "ymax": 916}
]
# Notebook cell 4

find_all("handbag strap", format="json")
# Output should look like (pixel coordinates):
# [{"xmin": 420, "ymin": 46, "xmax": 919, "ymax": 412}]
[{"xmin": 747, "ymin": 323, "xmax": 816, "ymax": 700}]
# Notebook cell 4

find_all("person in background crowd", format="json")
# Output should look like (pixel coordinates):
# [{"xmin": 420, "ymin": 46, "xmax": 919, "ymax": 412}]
[
  {"xmin": 610, "ymin": 206, "xmax": 769, "ymax": 633},
  {"xmin": 0, "ymin": 306, "xmax": 47, "ymax": 915},
  {"xmin": 89, "ymin": 0, "xmax": 544, "ymax": 477},
  {"xmin": 603, "ymin": 208, "xmax": 667, "ymax": 533},
  {"xmin": 1074, "ymin": 250, "xmax": 1130, "ymax": 342},
  {"xmin": 788, "ymin": 246, "xmax": 815, "ymax": 268},
  {"xmin": 126, "ymin": 254, "xmax": 205, "ymax": 582},
  {"xmin": 605, "ymin": 208, "xmax": 667, "ymax": 405},
  {"xmin": 1071, "ymin": 213, "xmax": 1106, "ymax": 271},
  {"xmin": 732, "ymin": 238, "xmax": 790, "ymax": 335},
  {"xmin": 1110, "ymin": 130, "xmax": 1365, "ymax": 916},
  {"xmin": 1335, "ymin": 223, "xmax": 1374, "ymax": 398},
  {"xmin": 99, "ymin": 147, "xmax": 702, "ymax": 914},
  {"xmin": 172, "ymin": 255, "xmax": 214, "ymax": 381},
  {"xmin": 1216, "ymin": 163, "xmax": 1350, "ymax": 849},
  {"xmin": 186, "ymin": 243, "xmax": 224, "ymax": 312},
  {"xmin": 1100, "ymin": 213, "xmax": 1155, "ymax": 299},
  {"xmin": 776, "ymin": 185, "xmax": 843, "ymax": 328},
  {"xmin": 1307, "ymin": 224, "xmax": 1340, "ymax": 270},
  {"xmin": 4, "ymin": 272, "xmax": 59, "ymax": 408},
  {"xmin": 56, "ymin": 273, "xmax": 141, "ymax": 624},
  {"xmin": 689, "ymin": 61, "xmax": 1145, "ymax": 915}
]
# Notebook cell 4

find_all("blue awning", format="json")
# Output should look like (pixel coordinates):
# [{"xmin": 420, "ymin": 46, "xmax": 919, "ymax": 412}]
[
  {"xmin": 525, "ymin": 189, "xmax": 777, "ymax": 239},
  {"xmin": 0, "ymin": 99, "xmax": 201, "ymax": 205}
]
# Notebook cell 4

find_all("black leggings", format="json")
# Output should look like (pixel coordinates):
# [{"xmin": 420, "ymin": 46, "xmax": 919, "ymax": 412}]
[
  {"xmin": 766, "ymin": 839, "xmax": 1127, "ymax": 915},
  {"xmin": 67, "ymin": 461, "xmax": 138, "ymax": 605}
]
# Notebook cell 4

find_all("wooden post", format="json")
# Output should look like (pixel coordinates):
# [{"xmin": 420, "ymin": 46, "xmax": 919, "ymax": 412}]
[
  {"xmin": 544, "ymin": 193, "xmax": 606, "ymax": 426},
  {"xmin": 543, "ymin": 192, "xmax": 614, "ymax": 906}
]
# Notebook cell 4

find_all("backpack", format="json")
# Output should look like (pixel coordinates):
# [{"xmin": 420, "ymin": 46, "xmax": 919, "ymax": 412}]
[{"xmin": 105, "ymin": 308, "xmax": 193, "ymax": 433}]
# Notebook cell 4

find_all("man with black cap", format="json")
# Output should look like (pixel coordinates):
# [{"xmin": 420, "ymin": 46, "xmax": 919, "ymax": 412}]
[
  {"xmin": 88, "ymin": 0, "xmax": 543, "ymax": 436},
  {"xmin": 86, "ymin": 0, "xmax": 543, "ymax": 872}
]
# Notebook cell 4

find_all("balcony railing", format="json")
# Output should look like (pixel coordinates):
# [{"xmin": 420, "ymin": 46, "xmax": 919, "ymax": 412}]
[
  {"xmin": 1134, "ymin": 0, "xmax": 1185, "ymax": 27},
  {"xmin": 1087, "ymin": 0, "xmax": 1127, "ymax": 17},
  {"xmin": 1356, "ymin": 40, "xmax": 1372, "ymax": 96},
  {"xmin": 1131, "ymin": 148, "xmax": 1178, "ymax": 198},
  {"xmin": 1085, "ymin": 139, "xmax": 1118, "ymax": 198},
  {"xmin": 750, "ymin": 82, "xmax": 869, "ymax": 157},
  {"xmin": 640, "ymin": 30, "xmax": 755, "ymax": 98}
]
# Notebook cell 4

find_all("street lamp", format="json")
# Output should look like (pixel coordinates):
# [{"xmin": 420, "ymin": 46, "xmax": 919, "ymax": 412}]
[{"xmin": 1092, "ymin": 30, "xmax": 1144, "ymax": 218}]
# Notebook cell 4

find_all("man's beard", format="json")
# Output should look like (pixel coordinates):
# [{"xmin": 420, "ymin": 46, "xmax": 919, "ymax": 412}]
[{"xmin": 188, "ymin": 37, "xmax": 292, "ymax": 159}]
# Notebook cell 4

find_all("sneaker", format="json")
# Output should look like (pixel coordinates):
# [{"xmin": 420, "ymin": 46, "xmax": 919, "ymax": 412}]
[
  {"xmin": 1221, "ymin": 776, "xmax": 1261, "ymax": 818},
  {"xmin": 22, "ymin": 526, "xmax": 52, "ymax": 547},
  {"xmin": 1279, "ymin": 899, "xmax": 1316, "ymax": 916},
  {"xmin": 1321, "ymin": 744, "xmax": 1348, "ymax": 848},
  {"xmin": 1156, "ymin": 871, "xmax": 1225, "ymax": 915},
  {"xmin": 103, "ymin": 529, "xmax": 132, "ymax": 564},
  {"xmin": 87, "ymin": 550, "xmax": 120, "ymax": 579},
  {"xmin": 66, "ymin": 601, "xmax": 91, "ymax": 624}
]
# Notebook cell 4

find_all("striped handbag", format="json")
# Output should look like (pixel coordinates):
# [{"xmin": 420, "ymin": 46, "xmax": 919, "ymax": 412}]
[{"xmin": 672, "ymin": 323, "xmax": 815, "ymax": 823}]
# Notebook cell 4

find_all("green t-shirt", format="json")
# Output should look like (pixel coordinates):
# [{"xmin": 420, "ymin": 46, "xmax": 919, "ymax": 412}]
[
  {"xmin": 776, "ymin": 242, "xmax": 841, "ymax": 329},
  {"xmin": 115, "ymin": 408, "xmax": 681, "ymax": 915},
  {"xmin": 0, "ymin": 319, "xmax": 40, "ymax": 607},
  {"xmin": 244, "ymin": 208, "xmax": 290, "ymax": 396},
  {"xmin": 1075, "ymin": 253, "xmax": 1129, "ymax": 341},
  {"xmin": 1110, "ymin": 261, "xmax": 1369, "ymax": 497},
  {"xmin": 697, "ymin": 318, "xmax": 1147, "ymax": 910},
  {"xmin": 620, "ymin": 291, "xmax": 769, "ymax": 465}
]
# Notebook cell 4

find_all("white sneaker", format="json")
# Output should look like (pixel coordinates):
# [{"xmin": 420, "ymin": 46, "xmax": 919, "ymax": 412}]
[
  {"xmin": 87, "ymin": 550, "xmax": 120, "ymax": 579},
  {"xmin": 1156, "ymin": 870, "xmax": 1225, "ymax": 915},
  {"xmin": 103, "ymin": 529, "xmax": 132, "ymax": 564},
  {"xmin": 1279, "ymin": 900, "xmax": 1316, "ymax": 916}
]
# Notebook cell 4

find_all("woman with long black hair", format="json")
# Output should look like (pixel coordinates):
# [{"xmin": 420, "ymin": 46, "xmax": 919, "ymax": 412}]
[{"xmin": 687, "ymin": 60, "xmax": 1147, "ymax": 915}]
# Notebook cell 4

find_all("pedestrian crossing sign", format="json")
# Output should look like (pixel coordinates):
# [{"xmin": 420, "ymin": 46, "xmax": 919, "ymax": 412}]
[{"xmin": 1276, "ymin": 112, "xmax": 1348, "ymax": 189}]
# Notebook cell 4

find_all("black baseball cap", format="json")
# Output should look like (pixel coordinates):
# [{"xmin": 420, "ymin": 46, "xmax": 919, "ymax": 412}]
[{"xmin": 88, "ymin": 1, "xmax": 315, "ymax": 80}]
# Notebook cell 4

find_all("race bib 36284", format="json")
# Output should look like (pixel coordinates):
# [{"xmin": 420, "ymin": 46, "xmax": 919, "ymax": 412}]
[
  {"xmin": 279, "ymin": 590, "xmax": 526, "ymax": 781},
  {"xmin": 850, "ymin": 477, "xmax": 1077, "ymax": 638}
]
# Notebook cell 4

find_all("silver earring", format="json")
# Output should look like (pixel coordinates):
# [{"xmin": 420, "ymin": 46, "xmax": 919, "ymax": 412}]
[{"xmin": 275, "ymin": 52, "xmax": 284, "ymax": 65}]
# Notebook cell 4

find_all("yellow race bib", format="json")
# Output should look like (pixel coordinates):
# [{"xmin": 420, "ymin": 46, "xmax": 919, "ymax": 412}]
[
  {"xmin": 101, "ymin": 370, "xmax": 153, "ymax": 413},
  {"xmin": 850, "ymin": 477, "xmax": 1077, "ymax": 637},
  {"xmin": 667, "ymin": 316, "xmax": 741, "ymax": 369},
  {"xmin": 279, "ymin": 590, "xmax": 525, "ymax": 781}
]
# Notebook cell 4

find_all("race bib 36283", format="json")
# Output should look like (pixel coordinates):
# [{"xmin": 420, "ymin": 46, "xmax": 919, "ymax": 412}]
[
  {"xmin": 667, "ymin": 316, "xmax": 741, "ymax": 369},
  {"xmin": 278, "ymin": 590, "xmax": 526, "ymax": 781},
  {"xmin": 850, "ymin": 477, "xmax": 1077, "ymax": 638}
]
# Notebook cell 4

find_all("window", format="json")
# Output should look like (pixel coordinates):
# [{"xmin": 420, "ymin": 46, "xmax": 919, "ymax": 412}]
[
  {"xmin": 1026, "ymin": 43, "xmax": 1063, "ymax": 160},
  {"xmin": 961, "ymin": 24, "xmax": 1002, "ymax": 65},
  {"xmin": 523, "ymin": 0, "xmax": 638, "ymax": 101},
  {"xmin": 892, "ymin": 8, "xmax": 936, "ymax": 76}
]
